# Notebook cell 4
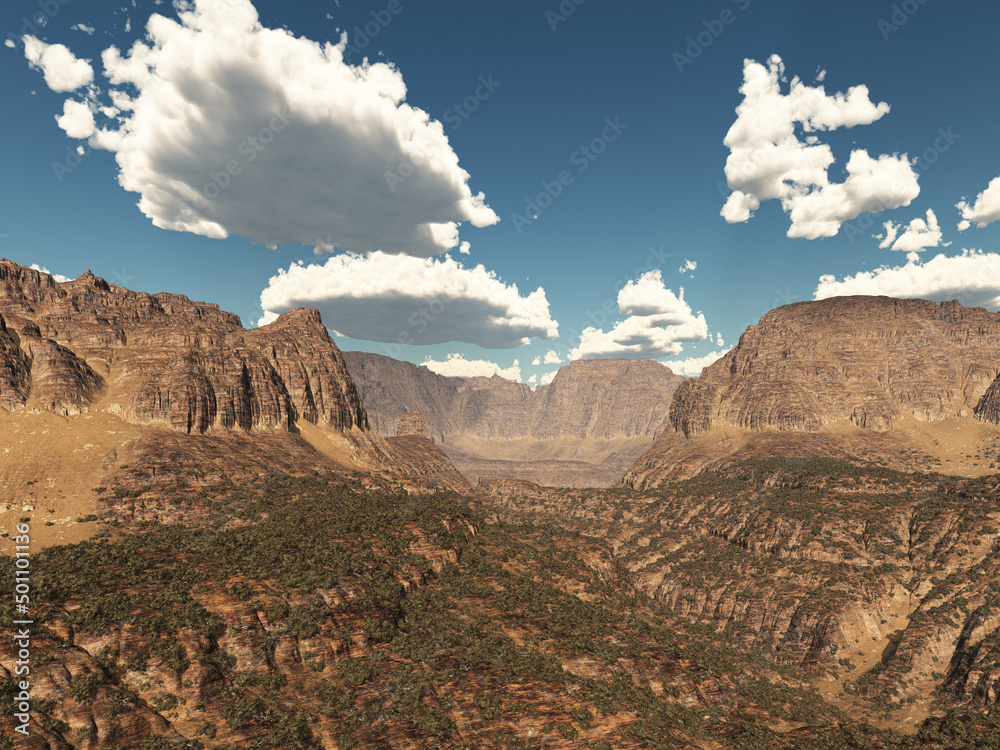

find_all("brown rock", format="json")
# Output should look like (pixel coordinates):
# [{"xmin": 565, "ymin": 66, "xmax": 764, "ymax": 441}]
[
  {"xmin": 625, "ymin": 296, "xmax": 1000, "ymax": 487},
  {"xmin": 345, "ymin": 352, "xmax": 683, "ymax": 487},
  {"xmin": 395, "ymin": 410, "xmax": 425, "ymax": 437},
  {"xmin": 0, "ymin": 259, "xmax": 470, "ymax": 528}
]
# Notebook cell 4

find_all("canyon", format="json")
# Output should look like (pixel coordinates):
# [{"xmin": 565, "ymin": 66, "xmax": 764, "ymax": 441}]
[
  {"xmin": 2, "ymin": 264, "xmax": 1000, "ymax": 748},
  {"xmin": 344, "ymin": 352, "xmax": 683, "ymax": 488}
]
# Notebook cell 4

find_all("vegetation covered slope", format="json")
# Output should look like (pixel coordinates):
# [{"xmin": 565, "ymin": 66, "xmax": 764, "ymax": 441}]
[{"xmin": 3, "ymin": 461, "xmax": 1000, "ymax": 748}]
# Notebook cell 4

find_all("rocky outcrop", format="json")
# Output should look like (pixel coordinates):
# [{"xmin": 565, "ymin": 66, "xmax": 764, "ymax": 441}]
[
  {"xmin": 0, "ymin": 259, "xmax": 471, "ymax": 529},
  {"xmin": 670, "ymin": 297, "xmax": 1000, "ymax": 437},
  {"xmin": 394, "ymin": 410, "xmax": 425, "ymax": 437},
  {"xmin": 0, "ymin": 258, "xmax": 369, "ymax": 433},
  {"xmin": 344, "ymin": 352, "xmax": 683, "ymax": 487},
  {"xmin": 625, "ymin": 296, "xmax": 1000, "ymax": 487}
]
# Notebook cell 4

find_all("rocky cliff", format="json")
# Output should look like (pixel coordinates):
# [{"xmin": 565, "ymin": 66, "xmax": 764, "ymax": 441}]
[
  {"xmin": 0, "ymin": 259, "xmax": 469, "ymax": 545},
  {"xmin": 625, "ymin": 296, "xmax": 1000, "ymax": 487},
  {"xmin": 344, "ymin": 352, "xmax": 684, "ymax": 487},
  {"xmin": 0, "ymin": 259, "xmax": 368, "ymax": 434}
]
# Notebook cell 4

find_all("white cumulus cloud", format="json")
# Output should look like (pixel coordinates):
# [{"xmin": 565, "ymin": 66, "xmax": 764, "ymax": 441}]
[
  {"xmin": 22, "ymin": 36, "xmax": 93, "ymax": 92},
  {"xmin": 957, "ymin": 177, "xmax": 1000, "ymax": 231},
  {"xmin": 56, "ymin": 99, "xmax": 96, "ymax": 139},
  {"xmin": 257, "ymin": 252, "xmax": 558, "ymax": 348},
  {"xmin": 539, "ymin": 369, "xmax": 558, "ymax": 386},
  {"xmin": 25, "ymin": 0, "xmax": 497, "ymax": 256},
  {"xmin": 570, "ymin": 270, "xmax": 708, "ymax": 360},
  {"xmin": 422, "ymin": 354, "xmax": 521, "ymax": 381},
  {"xmin": 721, "ymin": 54, "xmax": 919, "ymax": 239},
  {"xmin": 71, "ymin": 23, "xmax": 96, "ymax": 35},
  {"xmin": 814, "ymin": 250, "xmax": 1000, "ymax": 310},
  {"xmin": 878, "ymin": 209, "xmax": 944, "ymax": 253},
  {"xmin": 661, "ymin": 349, "xmax": 732, "ymax": 379}
]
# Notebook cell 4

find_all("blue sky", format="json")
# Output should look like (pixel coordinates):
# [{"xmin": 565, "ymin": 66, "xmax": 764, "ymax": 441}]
[{"xmin": 4, "ymin": 0, "xmax": 1000, "ymax": 383}]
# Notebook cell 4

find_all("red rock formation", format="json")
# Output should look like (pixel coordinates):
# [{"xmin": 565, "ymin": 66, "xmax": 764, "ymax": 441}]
[
  {"xmin": 0, "ymin": 259, "xmax": 469, "ymax": 507},
  {"xmin": 0, "ymin": 258, "xmax": 367, "ymax": 433},
  {"xmin": 394, "ymin": 410, "xmax": 425, "ymax": 437},
  {"xmin": 344, "ymin": 352, "xmax": 684, "ymax": 487},
  {"xmin": 625, "ymin": 296, "xmax": 1000, "ymax": 487}
]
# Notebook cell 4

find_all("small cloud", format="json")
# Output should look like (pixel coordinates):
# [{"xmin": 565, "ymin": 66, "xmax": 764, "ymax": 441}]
[
  {"xmin": 531, "ymin": 356, "xmax": 540, "ymax": 366},
  {"xmin": 542, "ymin": 349, "xmax": 561, "ymax": 365},
  {"xmin": 539, "ymin": 369, "xmax": 558, "ymax": 385},
  {"xmin": 22, "ymin": 36, "xmax": 93, "ymax": 92},
  {"xmin": 56, "ymin": 99, "xmax": 96, "ymax": 139},
  {"xmin": 661, "ymin": 349, "xmax": 731, "ymax": 378},
  {"xmin": 957, "ymin": 176, "xmax": 1000, "ymax": 231},
  {"xmin": 716, "ymin": 332, "xmax": 725, "ymax": 348},
  {"xmin": 570, "ymin": 270, "xmax": 708, "ymax": 360},
  {"xmin": 421, "ymin": 353, "xmax": 521, "ymax": 381},
  {"xmin": 70, "ymin": 23, "xmax": 96, "ymax": 35},
  {"xmin": 679, "ymin": 259, "xmax": 697, "ymax": 275},
  {"xmin": 459, "ymin": 241, "xmax": 471, "ymax": 255},
  {"xmin": 4, "ymin": 39, "xmax": 15, "ymax": 49},
  {"xmin": 878, "ymin": 209, "xmax": 944, "ymax": 253}
]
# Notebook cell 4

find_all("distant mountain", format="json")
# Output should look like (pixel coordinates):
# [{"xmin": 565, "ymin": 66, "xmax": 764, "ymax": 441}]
[
  {"xmin": 344, "ymin": 352, "xmax": 683, "ymax": 487},
  {"xmin": 625, "ymin": 296, "xmax": 1000, "ymax": 487}
]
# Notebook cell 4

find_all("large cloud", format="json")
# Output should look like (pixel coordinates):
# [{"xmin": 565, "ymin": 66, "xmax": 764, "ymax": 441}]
[
  {"xmin": 570, "ymin": 270, "xmax": 708, "ymax": 359},
  {"xmin": 957, "ymin": 177, "xmax": 1000, "ymax": 231},
  {"xmin": 721, "ymin": 55, "xmax": 919, "ymax": 239},
  {"xmin": 258, "ymin": 252, "xmax": 558, "ymax": 348},
  {"xmin": 814, "ymin": 250, "xmax": 1000, "ymax": 310},
  {"xmin": 878, "ymin": 209, "xmax": 944, "ymax": 253},
  {"xmin": 25, "ymin": 0, "xmax": 497, "ymax": 256},
  {"xmin": 23, "ymin": 37, "xmax": 93, "ymax": 92},
  {"xmin": 421, "ymin": 354, "xmax": 521, "ymax": 381}
]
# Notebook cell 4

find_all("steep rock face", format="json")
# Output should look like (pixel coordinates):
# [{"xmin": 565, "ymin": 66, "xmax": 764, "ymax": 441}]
[
  {"xmin": 394, "ymin": 410, "xmax": 425, "ymax": 437},
  {"xmin": 345, "ymin": 352, "xmax": 682, "ymax": 443},
  {"xmin": 342, "ymin": 351, "xmax": 462, "ymax": 438},
  {"xmin": 0, "ymin": 259, "xmax": 367, "ymax": 434},
  {"xmin": 0, "ymin": 259, "xmax": 475, "ymax": 526},
  {"xmin": 670, "ymin": 296, "xmax": 1000, "ymax": 437},
  {"xmin": 0, "ymin": 315, "xmax": 31, "ymax": 411},
  {"xmin": 625, "ymin": 297, "xmax": 1000, "ymax": 487},
  {"xmin": 344, "ymin": 352, "xmax": 684, "ymax": 487},
  {"xmin": 974, "ymin": 373, "xmax": 1000, "ymax": 424},
  {"xmin": 532, "ymin": 359, "xmax": 677, "ymax": 440}
]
